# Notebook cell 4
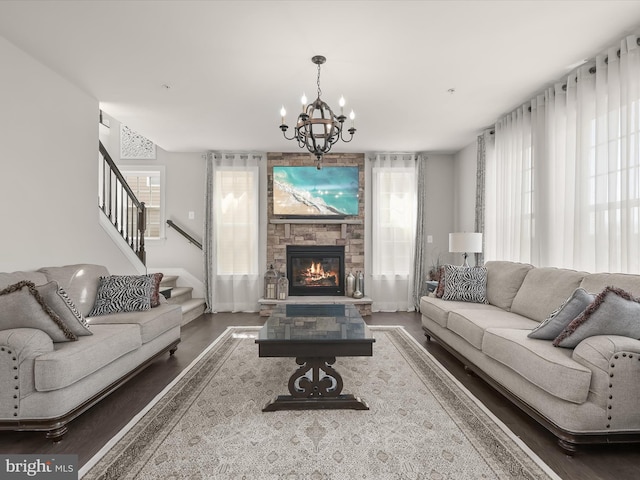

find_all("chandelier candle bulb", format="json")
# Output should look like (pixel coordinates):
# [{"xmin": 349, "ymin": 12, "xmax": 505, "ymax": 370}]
[
  {"xmin": 280, "ymin": 106, "xmax": 286, "ymax": 125},
  {"xmin": 301, "ymin": 93, "xmax": 307, "ymax": 112},
  {"xmin": 339, "ymin": 95, "xmax": 345, "ymax": 115}
]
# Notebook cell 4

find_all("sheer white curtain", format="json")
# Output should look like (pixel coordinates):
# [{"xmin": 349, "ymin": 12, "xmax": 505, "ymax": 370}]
[
  {"xmin": 365, "ymin": 153, "xmax": 417, "ymax": 311},
  {"xmin": 203, "ymin": 152, "xmax": 266, "ymax": 312},
  {"xmin": 487, "ymin": 34, "xmax": 640, "ymax": 273}
]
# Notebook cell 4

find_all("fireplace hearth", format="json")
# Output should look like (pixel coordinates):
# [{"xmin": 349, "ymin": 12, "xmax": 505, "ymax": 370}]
[{"xmin": 286, "ymin": 245, "xmax": 345, "ymax": 296}]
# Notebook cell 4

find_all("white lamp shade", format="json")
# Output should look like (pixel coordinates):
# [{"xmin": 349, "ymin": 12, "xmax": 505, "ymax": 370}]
[{"xmin": 449, "ymin": 232, "xmax": 483, "ymax": 253}]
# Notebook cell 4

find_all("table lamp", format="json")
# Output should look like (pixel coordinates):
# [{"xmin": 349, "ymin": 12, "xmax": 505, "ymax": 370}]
[{"xmin": 449, "ymin": 232, "xmax": 482, "ymax": 267}]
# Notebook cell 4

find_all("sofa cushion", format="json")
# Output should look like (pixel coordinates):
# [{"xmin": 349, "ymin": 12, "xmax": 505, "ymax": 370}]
[
  {"xmin": 510, "ymin": 267, "xmax": 587, "ymax": 322},
  {"xmin": 39, "ymin": 264, "xmax": 110, "ymax": 317},
  {"xmin": 554, "ymin": 287, "xmax": 640, "ymax": 348},
  {"xmin": 36, "ymin": 281, "xmax": 92, "ymax": 337},
  {"xmin": 442, "ymin": 265, "xmax": 488, "ymax": 303},
  {"xmin": 420, "ymin": 296, "xmax": 499, "ymax": 328},
  {"xmin": 579, "ymin": 272, "xmax": 640, "ymax": 298},
  {"xmin": 484, "ymin": 261, "xmax": 534, "ymax": 311},
  {"xmin": 482, "ymin": 328, "xmax": 592, "ymax": 404},
  {"xmin": 447, "ymin": 309, "xmax": 539, "ymax": 350},
  {"xmin": 528, "ymin": 288, "xmax": 594, "ymax": 340},
  {"xmin": 33, "ymin": 323, "xmax": 141, "ymax": 391},
  {"xmin": 88, "ymin": 303, "xmax": 182, "ymax": 344},
  {"xmin": 88, "ymin": 275, "xmax": 154, "ymax": 317},
  {"xmin": 0, "ymin": 281, "xmax": 77, "ymax": 342}
]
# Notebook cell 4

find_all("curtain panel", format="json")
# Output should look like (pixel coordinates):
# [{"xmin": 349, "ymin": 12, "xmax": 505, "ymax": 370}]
[
  {"xmin": 365, "ymin": 153, "xmax": 418, "ymax": 312},
  {"xmin": 487, "ymin": 34, "xmax": 640, "ymax": 274},
  {"xmin": 203, "ymin": 152, "xmax": 267, "ymax": 312}
]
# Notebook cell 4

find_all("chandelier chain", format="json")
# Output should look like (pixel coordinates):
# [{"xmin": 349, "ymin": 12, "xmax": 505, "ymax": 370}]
[{"xmin": 317, "ymin": 62, "xmax": 322, "ymax": 99}]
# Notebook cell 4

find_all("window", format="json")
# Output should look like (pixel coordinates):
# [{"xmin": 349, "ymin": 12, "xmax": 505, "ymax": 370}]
[
  {"xmin": 121, "ymin": 167, "xmax": 165, "ymax": 239},
  {"xmin": 371, "ymin": 167, "xmax": 416, "ymax": 275},
  {"xmin": 214, "ymin": 166, "xmax": 259, "ymax": 275}
]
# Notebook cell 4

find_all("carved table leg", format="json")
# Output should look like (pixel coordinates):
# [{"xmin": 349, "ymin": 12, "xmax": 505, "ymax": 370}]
[{"xmin": 263, "ymin": 357, "xmax": 369, "ymax": 412}]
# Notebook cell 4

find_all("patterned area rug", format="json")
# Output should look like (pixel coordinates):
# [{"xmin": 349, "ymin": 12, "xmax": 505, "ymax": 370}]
[{"xmin": 81, "ymin": 326, "xmax": 561, "ymax": 480}]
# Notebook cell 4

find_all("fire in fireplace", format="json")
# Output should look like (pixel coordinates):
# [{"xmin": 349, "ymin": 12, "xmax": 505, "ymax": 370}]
[{"xmin": 286, "ymin": 245, "xmax": 345, "ymax": 296}]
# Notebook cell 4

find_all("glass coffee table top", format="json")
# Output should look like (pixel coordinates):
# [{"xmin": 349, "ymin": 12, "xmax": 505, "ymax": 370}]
[{"xmin": 258, "ymin": 303, "xmax": 372, "ymax": 342}]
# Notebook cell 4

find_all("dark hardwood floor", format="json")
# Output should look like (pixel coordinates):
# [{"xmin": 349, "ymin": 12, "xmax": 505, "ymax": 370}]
[{"xmin": 1, "ymin": 312, "xmax": 638, "ymax": 479}]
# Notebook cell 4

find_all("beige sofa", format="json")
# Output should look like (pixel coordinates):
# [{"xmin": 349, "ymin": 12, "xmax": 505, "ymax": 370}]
[
  {"xmin": 0, "ymin": 264, "xmax": 182, "ymax": 441},
  {"xmin": 421, "ymin": 260, "xmax": 640, "ymax": 453}
]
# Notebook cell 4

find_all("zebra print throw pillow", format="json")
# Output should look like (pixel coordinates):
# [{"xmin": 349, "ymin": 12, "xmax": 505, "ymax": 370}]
[
  {"xmin": 88, "ymin": 275, "xmax": 153, "ymax": 317},
  {"xmin": 442, "ymin": 265, "xmax": 488, "ymax": 304}
]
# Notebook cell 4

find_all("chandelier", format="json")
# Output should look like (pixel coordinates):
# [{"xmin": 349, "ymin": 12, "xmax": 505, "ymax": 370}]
[{"xmin": 279, "ymin": 55, "xmax": 356, "ymax": 169}]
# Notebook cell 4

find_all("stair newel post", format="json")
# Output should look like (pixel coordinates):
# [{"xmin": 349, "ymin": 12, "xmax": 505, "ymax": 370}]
[{"xmin": 138, "ymin": 202, "xmax": 146, "ymax": 264}]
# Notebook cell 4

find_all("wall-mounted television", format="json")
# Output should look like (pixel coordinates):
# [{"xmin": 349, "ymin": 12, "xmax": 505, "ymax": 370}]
[{"xmin": 273, "ymin": 166, "xmax": 359, "ymax": 218}]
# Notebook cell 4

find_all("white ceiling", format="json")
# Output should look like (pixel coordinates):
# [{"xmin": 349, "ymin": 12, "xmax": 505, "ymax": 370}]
[{"xmin": 1, "ymin": 1, "xmax": 640, "ymax": 154}]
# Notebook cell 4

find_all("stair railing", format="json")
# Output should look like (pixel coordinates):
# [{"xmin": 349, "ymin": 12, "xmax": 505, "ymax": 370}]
[
  {"xmin": 99, "ymin": 141, "xmax": 146, "ymax": 264},
  {"xmin": 166, "ymin": 220, "xmax": 203, "ymax": 250}
]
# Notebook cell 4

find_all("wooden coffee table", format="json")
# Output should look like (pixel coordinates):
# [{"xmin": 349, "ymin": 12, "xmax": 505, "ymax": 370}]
[{"xmin": 256, "ymin": 303, "xmax": 375, "ymax": 412}]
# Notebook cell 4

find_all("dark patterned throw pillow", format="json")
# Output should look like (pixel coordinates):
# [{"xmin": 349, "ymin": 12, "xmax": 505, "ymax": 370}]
[
  {"xmin": 435, "ymin": 266, "xmax": 446, "ymax": 298},
  {"xmin": 88, "ymin": 275, "xmax": 154, "ymax": 317},
  {"xmin": 150, "ymin": 272, "xmax": 164, "ymax": 307},
  {"xmin": 442, "ymin": 265, "xmax": 488, "ymax": 304}
]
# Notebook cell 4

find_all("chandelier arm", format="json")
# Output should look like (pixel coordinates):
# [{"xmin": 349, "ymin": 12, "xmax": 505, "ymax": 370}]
[{"xmin": 279, "ymin": 125, "xmax": 298, "ymax": 141}]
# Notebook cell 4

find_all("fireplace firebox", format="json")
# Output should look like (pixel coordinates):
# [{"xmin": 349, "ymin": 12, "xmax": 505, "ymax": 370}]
[{"xmin": 286, "ymin": 245, "xmax": 345, "ymax": 296}]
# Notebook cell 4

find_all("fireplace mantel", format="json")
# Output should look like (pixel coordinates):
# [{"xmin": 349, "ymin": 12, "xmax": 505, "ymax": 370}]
[
  {"xmin": 269, "ymin": 219, "xmax": 362, "ymax": 224},
  {"xmin": 270, "ymin": 218, "xmax": 362, "ymax": 239}
]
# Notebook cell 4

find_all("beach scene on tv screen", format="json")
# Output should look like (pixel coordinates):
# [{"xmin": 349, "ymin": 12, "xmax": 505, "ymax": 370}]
[{"xmin": 273, "ymin": 166, "xmax": 359, "ymax": 216}]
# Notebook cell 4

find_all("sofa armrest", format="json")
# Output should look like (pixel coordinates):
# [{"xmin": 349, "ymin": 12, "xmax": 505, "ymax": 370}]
[
  {"xmin": 0, "ymin": 328, "xmax": 54, "ymax": 418},
  {"xmin": 572, "ymin": 335, "xmax": 640, "ymax": 430}
]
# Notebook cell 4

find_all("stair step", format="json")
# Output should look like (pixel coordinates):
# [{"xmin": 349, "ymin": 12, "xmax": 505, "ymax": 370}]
[
  {"xmin": 160, "ymin": 275, "xmax": 178, "ymax": 288},
  {"xmin": 180, "ymin": 298, "xmax": 206, "ymax": 326},
  {"xmin": 166, "ymin": 286, "xmax": 193, "ymax": 304}
]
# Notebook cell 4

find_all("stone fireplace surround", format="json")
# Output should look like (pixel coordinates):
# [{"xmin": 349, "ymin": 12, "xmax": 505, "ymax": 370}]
[{"xmin": 260, "ymin": 152, "xmax": 371, "ymax": 316}]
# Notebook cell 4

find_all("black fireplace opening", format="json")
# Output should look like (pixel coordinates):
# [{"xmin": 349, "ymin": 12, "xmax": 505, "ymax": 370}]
[{"xmin": 286, "ymin": 245, "xmax": 345, "ymax": 296}]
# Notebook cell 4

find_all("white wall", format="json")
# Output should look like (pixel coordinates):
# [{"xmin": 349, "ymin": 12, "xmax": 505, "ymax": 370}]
[
  {"xmin": 0, "ymin": 35, "xmax": 136, "ymax": 274},
  {"xmin": 99, "ymin": 113, "xmax": 206, "ymax": 282},
  {"xmin": 422, "ymin": 154, "xmax": 456, "ymax": 270}
]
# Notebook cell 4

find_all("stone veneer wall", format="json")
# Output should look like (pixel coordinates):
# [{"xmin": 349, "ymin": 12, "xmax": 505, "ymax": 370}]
[{"xmin": 266, "ymin": 152, "xmax": 365, "ymax": 276}]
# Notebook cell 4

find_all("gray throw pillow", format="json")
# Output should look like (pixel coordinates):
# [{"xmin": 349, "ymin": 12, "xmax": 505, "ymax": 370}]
[
  {"xmin": 442, "ymin": 265, "xmax": 488, "ymax": 304},
  {"xmin": 88, "ymin": 275, "xmax": 153, "ymax": 317},
  {"xmin": 553, "ymin": 286, "xmax": 640, "ymax": 348},
  {"xmin": 36, "ymin": 281, "xmax": 92, "ymax": 337},
  {"xmin": 0, "ymin": 281, "xmax": 77, "ymax": 342},
  {"xmin": 528, "ymin": 288, "xmax": 594, "ymax": 340}
]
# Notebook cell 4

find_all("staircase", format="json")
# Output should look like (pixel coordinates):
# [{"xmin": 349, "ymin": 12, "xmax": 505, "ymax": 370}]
[{"xmin": 160, "ymin": 275, "xmax": 206, "ymax": 326}]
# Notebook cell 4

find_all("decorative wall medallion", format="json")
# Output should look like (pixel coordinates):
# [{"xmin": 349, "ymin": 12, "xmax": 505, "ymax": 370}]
[{"xmin": 120, "ymin": 124, "xmax": 156, "ymax": 159}]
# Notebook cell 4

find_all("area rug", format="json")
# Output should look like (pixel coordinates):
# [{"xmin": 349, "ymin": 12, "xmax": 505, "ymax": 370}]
[{"xmin": 80, "ymin": 326, "xmax": 561, "ymax": 480}]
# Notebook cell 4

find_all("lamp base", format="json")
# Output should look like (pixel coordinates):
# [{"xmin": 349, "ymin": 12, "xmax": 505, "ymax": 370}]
[{"xmin": 461, "ymin": 252, "xmax": 470, "ymax": 268}]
